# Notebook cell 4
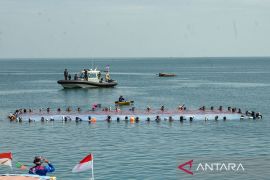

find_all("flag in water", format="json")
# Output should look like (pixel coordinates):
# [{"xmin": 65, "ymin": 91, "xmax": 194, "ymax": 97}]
[
  {"xmin": 72, "ymin": 154, "xmax": 93, "ymax": 173},
  {"xmin": 15, "ymin": 161, "xmax": 27, "ymax": 170},
  {"xmin": 0, "ymin": 152, "xmax": 12, "ymax": 168}
]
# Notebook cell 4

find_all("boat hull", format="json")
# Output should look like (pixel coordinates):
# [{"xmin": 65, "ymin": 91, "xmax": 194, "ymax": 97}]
[
  {"xmin": 57, "ymin": 80, "xmax": 117, "ymax": 88},
  {"xmin": 115, "ymin": 101, "xmax": 134, "ymax": 105},
  {"xmin": 158, "ymin": 73, "xmax": 176, "ymax": 77}
]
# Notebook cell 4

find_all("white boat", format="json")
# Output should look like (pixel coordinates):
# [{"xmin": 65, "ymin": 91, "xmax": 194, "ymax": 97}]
[{"xmin": 57, "ymin": 68, "xmax": 117, "ymax": 88}]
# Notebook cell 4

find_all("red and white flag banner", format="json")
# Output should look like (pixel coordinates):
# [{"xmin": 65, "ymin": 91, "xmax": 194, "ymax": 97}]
[
  {"xmin": 0, "ymin": 152, "xmax": 12, "ymax": 167},
  {"xmin": 72, "ymin": 154, "xmax": 93, "ymax": 173}
]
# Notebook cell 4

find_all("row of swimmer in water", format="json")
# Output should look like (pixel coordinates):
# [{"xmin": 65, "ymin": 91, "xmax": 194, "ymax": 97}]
[
  {"xmin": 8, "ymin": 105, "xmax": 262, "ymax": 122},
  {"xmin": 11, "ymin": 105, "xmax": 168, "ymax": 115},
  {"xmin": 10, "ymin": 104, "xmax": 249, "ymax": 115},
  {"xmin": 13, "ymin": 112, "xmax": 263, "ymax": 124}
]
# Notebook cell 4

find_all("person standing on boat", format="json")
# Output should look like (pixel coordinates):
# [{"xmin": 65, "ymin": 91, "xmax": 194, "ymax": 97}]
[
  {"xmin": 74, "ymin": 74, "xmax": 78, "ymax": 80},
  {"xmin": 64, "ymin": 69, "xmax": 68, "ymax": 80},
  {"xmin": 84, "ymin": 69, "xmax": 88, "ymax": 81},
  {"xmin": 97, "ymin": 72, "xmax": 101, "ymax": 79},
  {"xmin": 29, "ymin": 156, "xmax": 55, "ymax": 176},
  {"xmin": 105, "ymin": 72, "xmax": 110, "ymax": 82},
  {"xmin": 119, "ymin": 95, "xmax": 125, "ymax": 102}
]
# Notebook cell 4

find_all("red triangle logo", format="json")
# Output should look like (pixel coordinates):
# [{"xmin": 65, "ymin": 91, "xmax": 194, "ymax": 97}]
[{"xmin": 178, "ymin": 160, "xmax": 193, "ymax": 175}]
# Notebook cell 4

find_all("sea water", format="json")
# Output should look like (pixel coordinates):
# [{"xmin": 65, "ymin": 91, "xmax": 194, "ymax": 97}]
[{"xmin": 0, "ymin": 58, "xmax": 269, "ymax": 179}]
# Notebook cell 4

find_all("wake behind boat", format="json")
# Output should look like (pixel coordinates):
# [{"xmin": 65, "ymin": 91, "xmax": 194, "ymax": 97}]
[{"xmin": 57, "ymin": 67, "xmax": 117, "ymax": 88}]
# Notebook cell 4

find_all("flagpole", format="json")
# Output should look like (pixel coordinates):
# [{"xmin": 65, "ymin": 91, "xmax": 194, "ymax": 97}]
[{"xmin": 90, "ymin": 158, "xmax": 94, "ymax": 180}]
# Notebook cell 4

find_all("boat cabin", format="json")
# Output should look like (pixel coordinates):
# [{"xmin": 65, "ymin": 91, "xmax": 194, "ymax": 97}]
[{"xmin": 79, "ymin": 69, "xmax": 103, "ymax": 82}]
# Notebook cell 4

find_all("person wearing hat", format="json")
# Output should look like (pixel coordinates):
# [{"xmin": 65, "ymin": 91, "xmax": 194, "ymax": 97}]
[{"xmin": 29, "ymin": 156, "xmax": 55, "ymax": 176}]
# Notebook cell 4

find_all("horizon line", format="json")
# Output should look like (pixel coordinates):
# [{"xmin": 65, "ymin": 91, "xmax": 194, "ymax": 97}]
[{"xmin": 0, "ymin": 56, "xmax": 270, "ymax": 60}]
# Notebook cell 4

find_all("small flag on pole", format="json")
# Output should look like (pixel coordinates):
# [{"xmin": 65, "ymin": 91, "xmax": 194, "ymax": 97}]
[
  {"xmin": 72, "ymin": 154, "xmax": 93, "ymax": 173},
  {"xmin": 0, "ymin": 152, "xmax": 12, "ymax": 168},
  {"xmin": 106, "ymin": 65, "xmax": 110, "ymax": 72},
  {"xmin": 15, "ymin": 161, "xmax": 27, "ymax": 170}
]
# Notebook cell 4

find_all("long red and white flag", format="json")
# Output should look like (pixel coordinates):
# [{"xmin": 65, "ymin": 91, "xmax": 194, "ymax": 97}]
[
  {"xmin": 0, "ymin": 152, "xmax": 12, "ymax": 168},
  {"xmin": 72, "ymin": 154, "xmax": 93, "ymax": 173}
]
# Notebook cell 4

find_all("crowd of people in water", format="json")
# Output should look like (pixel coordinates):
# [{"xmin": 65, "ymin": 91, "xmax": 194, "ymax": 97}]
[
  {"xmin": 8, "ymin": 103, "xmax": 263, "ymax": 122},
  {"xmin": 198, "ymin": 105, "xmax": 243, "ymax": 113}
]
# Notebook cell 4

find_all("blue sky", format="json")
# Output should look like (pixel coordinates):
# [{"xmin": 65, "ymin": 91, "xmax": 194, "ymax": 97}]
[{"xmin": 0, "ymin": 0, "xmax": 270, "ymax": 58}]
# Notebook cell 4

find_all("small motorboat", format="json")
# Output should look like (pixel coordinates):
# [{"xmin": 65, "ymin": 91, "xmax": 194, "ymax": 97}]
[
  {"xmin": 0, "ymin": 174, "xmax": 56, "ymax": 180},
  {"xmin": 57, "ymin": 67, "xmax": 117, "ymax": 89},
  {"xmin": 115, "ymin": 100, "xmax": 134, "ymax": 105},
  {"xmin": 158, "ymin": 73, "xmax": 176, "ymax": 77}
]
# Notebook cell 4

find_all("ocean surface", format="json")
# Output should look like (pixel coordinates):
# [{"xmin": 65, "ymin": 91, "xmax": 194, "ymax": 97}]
[{"xmin": 0, "ymin": 58, "xmax": 269, "ymax": 180}]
